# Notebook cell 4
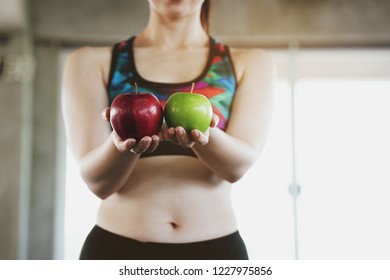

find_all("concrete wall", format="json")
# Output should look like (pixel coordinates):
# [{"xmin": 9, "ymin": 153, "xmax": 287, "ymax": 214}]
[
  {"xmin": 212, "ymin": 0, "xmax": 390, "ymax": 42},
  {"xmin": 0, "ymin": 34, "xmax": 24, "ymax": 259},
  {"xmin": 31, "ymin": 0, "xmax": 390, "ymax": 47},
  {"xmin": 0, "ymin": 30, "xmax": 33, "ymax": 259},
  {"xmin": 28, "ymin": 44, "xmax": 61, "ymax": 259},
  {"xmin": 1, "ymin": 0, "xmax": 390, "ymax": 259}
]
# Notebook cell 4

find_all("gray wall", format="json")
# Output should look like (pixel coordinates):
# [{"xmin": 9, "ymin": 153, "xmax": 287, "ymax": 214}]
[
  {"xmin": 31, "ymin": 0, "xmax": 390, "ymax": 47},
  {"xmin": 0, "ymin": 34, "xmax": 25, "ymax": 259},
  {"xmin": 1, "ymin": 0, "xmax": 390, "ymax": 259}
]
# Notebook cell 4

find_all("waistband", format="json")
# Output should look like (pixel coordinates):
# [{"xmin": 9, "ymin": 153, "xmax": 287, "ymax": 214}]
[{"xmin": 93, "ymin": 224, "xmax": 241, "ymax": 248}]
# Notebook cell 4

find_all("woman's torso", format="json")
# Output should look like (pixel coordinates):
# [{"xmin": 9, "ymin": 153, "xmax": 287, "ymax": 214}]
[
  {"xmin": 95, "ymin": 37, "xmax": 242, "ymax": 243},
  {"xmin": 97, "ymin": 156, "xmax": 236, "ymax": 243}
]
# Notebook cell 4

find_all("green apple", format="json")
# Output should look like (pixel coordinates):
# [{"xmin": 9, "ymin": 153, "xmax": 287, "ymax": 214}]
[{"xmin": 164, "ymin": 91, "xmax": 213, "ymax": 133}]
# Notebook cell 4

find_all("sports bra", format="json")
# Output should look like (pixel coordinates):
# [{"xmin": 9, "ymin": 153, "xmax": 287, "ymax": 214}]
[{"xmin": 107, "ymin": 36, "xmax": 237, "ymax": 157}]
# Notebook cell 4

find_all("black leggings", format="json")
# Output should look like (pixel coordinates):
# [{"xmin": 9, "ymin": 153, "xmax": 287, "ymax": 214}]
[{"xmin": 80, "ymin": 225, "xmax": 249, "ymax": 260}]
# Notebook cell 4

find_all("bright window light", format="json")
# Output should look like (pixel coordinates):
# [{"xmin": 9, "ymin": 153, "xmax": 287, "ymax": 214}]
[{"xmin": 295, "ymin": 80, "xmax": 390, "ymax": 259}]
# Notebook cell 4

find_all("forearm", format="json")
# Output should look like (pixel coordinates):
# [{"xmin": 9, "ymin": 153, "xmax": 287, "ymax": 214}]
[
  {"xmin": 79, "ymin": 133, "xmax": 139, "ymax": 199},
  {"xmin": 192, "ymin": 128, "xmax": 258, "ymax": 183}
]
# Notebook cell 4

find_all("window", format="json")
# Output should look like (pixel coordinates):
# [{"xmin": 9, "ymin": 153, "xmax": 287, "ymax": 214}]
[
  {"xmin": 295, "ymin": 80, "xmax": 390, "ymax": 259},
  {"xmin": 233, "ymin": 49, "xmax": 390, "ymax": 260}
]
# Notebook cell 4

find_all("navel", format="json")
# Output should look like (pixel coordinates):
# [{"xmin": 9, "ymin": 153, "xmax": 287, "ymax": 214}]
[{"xmin": 169, "ymin": 221, "xmax": 179, "ymax": 230}]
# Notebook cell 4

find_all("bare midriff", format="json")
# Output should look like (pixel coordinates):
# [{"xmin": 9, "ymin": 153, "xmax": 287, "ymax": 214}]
[{"xmin": 96, "ymin": 155, "xmax": 237, "ymax": 243}]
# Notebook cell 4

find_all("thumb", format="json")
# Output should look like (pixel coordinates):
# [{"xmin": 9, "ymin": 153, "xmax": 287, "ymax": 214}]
[
  {"xmin": 210, "ymin": 113, "xmax": 219, "ymax": 128},
  {"xmin": 101, "ymin": 107, "xmax": 111, "ymax": 121}
]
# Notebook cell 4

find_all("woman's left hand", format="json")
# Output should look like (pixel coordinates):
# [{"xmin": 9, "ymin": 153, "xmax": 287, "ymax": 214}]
[{"xmin": 161, "ymin": 113, "xmax": 219, "ymax": 148}]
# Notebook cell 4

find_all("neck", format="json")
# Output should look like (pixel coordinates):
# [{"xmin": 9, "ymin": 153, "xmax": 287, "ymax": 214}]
[{"xmin": 137, "ymin": 9, "xmax": 209, "ymax": 49}]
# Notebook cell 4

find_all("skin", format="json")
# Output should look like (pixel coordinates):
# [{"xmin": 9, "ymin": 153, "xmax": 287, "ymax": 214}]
[{"xmin": 61, "ymin": 0, "xmax": 276, "ymax": 243}]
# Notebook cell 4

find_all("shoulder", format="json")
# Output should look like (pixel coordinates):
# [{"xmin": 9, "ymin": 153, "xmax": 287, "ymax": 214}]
[
  {"xmin": 229, "ymin": 47, "xmax": 275, "ymax": 82},
  {"xmin": 64, "ymin": 46, "xmax": 112, "ymax": 83},
  {"xmin": 65, "ymin": 46, "xmax": 112, "ymax": 68},
  {"xmin": 230, "ymin": 47, "xmax": 273, "ymax": 64}
]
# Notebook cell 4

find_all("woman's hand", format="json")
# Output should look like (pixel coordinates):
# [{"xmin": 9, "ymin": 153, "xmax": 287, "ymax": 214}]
[
  {"xmin": 161, "ymin": 113, "xmax": 219, "ymax": 148},
  {"xmin": 101, "ymin": 107, "xmax": 161, "ymax": 154}
]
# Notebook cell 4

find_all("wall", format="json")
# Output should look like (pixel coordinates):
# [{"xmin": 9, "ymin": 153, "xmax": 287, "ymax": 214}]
[
  {"xmin": 1, "ymin": 0, "xmax": 390, "ymax": 259},
  {"xmin": 31, "ymin": 0, "xmax": 390, "ymax": 47},
  {"xmin": 0, "ymin": 32, "xmax": 33, "ymax": 259},
  {"xmin": 212, "ymin": 0, "xmax": 390, "ymax": 47},
  {"xmin": 0, "ymin": 34, "xmax": 24, "ymax": 259}
]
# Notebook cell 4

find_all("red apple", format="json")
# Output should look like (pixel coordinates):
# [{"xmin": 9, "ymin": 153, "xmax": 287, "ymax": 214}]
[{"xmin": 110, "ymin": 92, "xmax": 163, "ymax": 140}]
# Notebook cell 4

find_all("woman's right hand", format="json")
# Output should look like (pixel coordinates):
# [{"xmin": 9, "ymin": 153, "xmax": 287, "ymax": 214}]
[{"xmin": 101, "ymin": 107, "xmax": 161, "ymax": 154}]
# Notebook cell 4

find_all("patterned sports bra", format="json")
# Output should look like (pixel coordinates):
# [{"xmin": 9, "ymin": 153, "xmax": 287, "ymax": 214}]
[{"xmin": 107, "ymin": 36, "xmax": 237, "ymax": 157}]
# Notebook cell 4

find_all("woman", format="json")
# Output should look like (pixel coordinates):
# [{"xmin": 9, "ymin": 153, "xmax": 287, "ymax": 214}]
[{"xmin": 62, "ymin": 0, "xmax": 275, "ymax": 260}]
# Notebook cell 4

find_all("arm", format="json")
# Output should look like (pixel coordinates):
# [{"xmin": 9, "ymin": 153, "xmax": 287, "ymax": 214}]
[
  {"xmin": 165, "ymin": 49, "xmax": 275, "ymax": 182},
  {"xmin": 61, "ymin": 47, "xmax": 159, "ymax": 199},
  {"xmin": 193, "ymin": 49, "xmax": 275, "ymax": 182}
]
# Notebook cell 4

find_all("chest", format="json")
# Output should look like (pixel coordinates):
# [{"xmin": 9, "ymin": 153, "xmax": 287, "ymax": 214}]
[{"xmin": 133, "ymin": 47, "xmax": 209, "ymax": 83}]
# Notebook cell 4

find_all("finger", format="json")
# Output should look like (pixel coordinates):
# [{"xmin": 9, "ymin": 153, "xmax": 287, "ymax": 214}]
[
  {"xmin": 162, "ymin": 127, "xmax": 179, "ymax": 144},
  {"xmin": 160, "ymin": 123, "xmax": 171, "ymax": 140},
  {"xmin": 112, "ymin": 131, "xmax": 125, "ymax": 145},
  {"xmin": 191, "ymin": 129, "xmax": 209, "ymax": 146},
  {"xmin": 175, "ymin": 127, "xmax": 195, "ymax": 148},
  {"xmin": 101, "ymin": 107, "xmax": 111, "ymax": 121},
  {"xmin": 119, "ymin": 138, "xmax": 137, "ymax": 153},
  {"xmin": 132, "ymin": 136, "xmax": 153, "ymax": 154},
  {"xmin": 124, "ymin": 138, "xmax": 137, "ymax": 153},
  {"xmin": 146, "ymin": 135, "xmax": 160, "ymax": 153},
  {"xmin": 210, "ymin": 113, "xmax": 219, "ymax": 128},
  {"xmin": 157, "ymin": 123, "xmax": 167, "ymax": 139},
  {"xmin": 169, "ymin": 127, "xmax": 180, "ymax": 143},
  {"xmin": 111, "ymin": 132, "xmax": 136, "ymax": 152}
]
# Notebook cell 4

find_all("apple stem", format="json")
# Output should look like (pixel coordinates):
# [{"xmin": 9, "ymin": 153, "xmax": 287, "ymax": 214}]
[
  {"xmin": 190, "ymin": 82, "xmax": 195, "ymax": 93},
  {"xmin": 135, "ymin": 83, "xmax": 138, "ymax": 94}
]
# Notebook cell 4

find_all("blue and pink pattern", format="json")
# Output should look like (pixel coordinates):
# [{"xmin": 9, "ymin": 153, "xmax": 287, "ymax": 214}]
[{"xmin": 107, "ymin": 36, "xmax": 236, "ymax": 131}]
